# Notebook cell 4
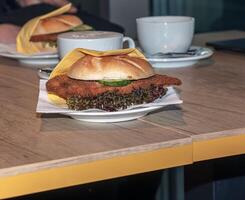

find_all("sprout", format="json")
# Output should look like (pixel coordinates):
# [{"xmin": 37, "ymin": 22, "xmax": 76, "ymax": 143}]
[{"xmin": 66, "ymin": 85, "xmax": 167, "ymax": 112}]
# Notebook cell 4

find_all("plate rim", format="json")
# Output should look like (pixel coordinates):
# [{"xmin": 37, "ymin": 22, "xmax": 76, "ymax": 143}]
[
  {"xmin": 0, "ymin": 52, "xmax": 58, "ymax": 59},
  {"xmin": 61, "ymin": 105, "xmax": 164, "ymax": 116},
  {"xmin": 146, "ymin": 46, "xmax": 213, "ymax": 62}
]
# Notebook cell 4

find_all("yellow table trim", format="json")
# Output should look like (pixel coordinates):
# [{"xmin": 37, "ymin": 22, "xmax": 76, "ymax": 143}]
[
  {"xmin": 0, "ymin": 144, "xmax": 192, "ymax": 199},
  {"xmin": 193, "ymin": 133, "xmax": 245, "ymax": 162}
]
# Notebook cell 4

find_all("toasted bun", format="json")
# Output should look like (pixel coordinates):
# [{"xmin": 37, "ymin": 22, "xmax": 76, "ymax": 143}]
[
  {"xmin": 33, "ymin": 14, "xmax": 82, "ymax": 35},
  {"xmin": 67, "ymin": 55, "xmax": 155, "ymax": 80}
]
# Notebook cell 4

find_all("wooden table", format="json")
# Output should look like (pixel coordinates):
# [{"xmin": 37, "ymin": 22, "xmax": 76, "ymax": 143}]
[{"xmin": 0, "ymin": 31, "xmax": 245, "ymax": 199}]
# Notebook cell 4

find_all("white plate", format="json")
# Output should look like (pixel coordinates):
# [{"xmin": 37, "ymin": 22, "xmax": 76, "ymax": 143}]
[
  {"xmin": 0, "ymin": 51, "xmax": 59, "ymax": 66},
  {"xmin": 37, "ymin": 80, "xmax": 183, "ymax": 123},
  {"xmin": 0, "ymin": 43, "xmax": 59, "ymax": 67},
  {"xmin": 145, "ymin": 46, "xmax": 213, "ymax": 68},
  {"xmin": 62, "ymin": 106, "xmax": 163, "ymax": 123}
]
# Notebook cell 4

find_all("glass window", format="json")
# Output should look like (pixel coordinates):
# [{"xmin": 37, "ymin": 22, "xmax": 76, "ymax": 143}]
[{"xmin": 151, "ymin": 0, "xmax": 245, "ymax": 33}]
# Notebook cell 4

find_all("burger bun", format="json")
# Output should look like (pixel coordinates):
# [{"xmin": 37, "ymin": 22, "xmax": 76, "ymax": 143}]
[
  {"xmin": 68, "ymin": 55, "xmax": 155, "ymax": 80},
  {"xmin": 33, "ymin": 15, "xmax": 82, "ymax": 35}
]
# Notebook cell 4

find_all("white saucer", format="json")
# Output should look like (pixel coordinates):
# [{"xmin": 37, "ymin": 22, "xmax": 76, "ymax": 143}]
[
  {"xmin": 145, "ymin": 46, "xmax": 213, "ymax": 68},
  {"xmin": 0, "ymin": 51, "xmax": 59, "ymax": 67}
]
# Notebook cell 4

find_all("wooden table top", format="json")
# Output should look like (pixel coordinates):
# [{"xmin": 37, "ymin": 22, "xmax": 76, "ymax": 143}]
[{"xmin": 0, "ymin": 30, "xmax": 245, "ymax": 199}]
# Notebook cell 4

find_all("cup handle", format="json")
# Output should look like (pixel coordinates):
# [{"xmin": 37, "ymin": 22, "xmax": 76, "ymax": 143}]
[{"xmin": 123, "ymin": 37, "xmax": 135, "ymax": 48}]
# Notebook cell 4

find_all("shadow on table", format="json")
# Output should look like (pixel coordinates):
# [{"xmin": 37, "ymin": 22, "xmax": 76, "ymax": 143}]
[{"xmin": 8, "ymin": 170, "xmax": 162, "ymax": 200}]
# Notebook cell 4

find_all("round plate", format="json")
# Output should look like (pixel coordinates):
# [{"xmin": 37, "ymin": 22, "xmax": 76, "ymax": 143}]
[
  {"xmin": 0, "ymin": 51, "xmax": 59, "ymax": 66},
  {"xmin": 61, "ymin": 106, "xmax": 162, "ymax": 123},
  {"xmin": 146, "ymin": 46, "xmax": 213, "ymax": 68}
]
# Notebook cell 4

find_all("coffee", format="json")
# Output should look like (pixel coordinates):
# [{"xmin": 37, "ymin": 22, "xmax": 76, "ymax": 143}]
[{"xmin": 60, "ymin": 31, "xmax": 121, "ymax": 39}]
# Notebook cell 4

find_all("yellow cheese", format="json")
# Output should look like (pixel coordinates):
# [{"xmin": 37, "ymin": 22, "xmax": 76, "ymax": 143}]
[
  {"xmin": 48, "ymin": 94, "xmax": 66, "ymax": 107},
  {"xmin": 16, "ymin": 4, "xmax": 72, "ymax": 55}
]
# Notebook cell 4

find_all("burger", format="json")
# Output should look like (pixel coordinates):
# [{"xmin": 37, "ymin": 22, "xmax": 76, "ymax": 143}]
[
  {"xmin": 29, "ymin": 15, "xmax": 92, "ymax": 49},
  {"xmin": 46, "ymin": 54, "xmax": 182, "ymax": 112},
  {"xmin": 16, "ymin": 4, "xmax": 93, "ymax": 54}
]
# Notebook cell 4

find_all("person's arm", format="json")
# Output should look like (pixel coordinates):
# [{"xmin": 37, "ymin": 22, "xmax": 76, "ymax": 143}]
[
  {"xmin": 16, "ymin": 0, "xmax": 77, "ymax": 13},
  {"xmin": 0, "ymin": 3, "xmax": 65, "ymax": 26}
]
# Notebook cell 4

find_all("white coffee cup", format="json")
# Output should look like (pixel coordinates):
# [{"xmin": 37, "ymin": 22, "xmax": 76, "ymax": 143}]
[
  {"xmin": 58, "ymin": 31, "xmax": 135, "ymax": 58},
  {"xmin": 136, "ymin": 16, "xmax": 195, "ymax": 55}
]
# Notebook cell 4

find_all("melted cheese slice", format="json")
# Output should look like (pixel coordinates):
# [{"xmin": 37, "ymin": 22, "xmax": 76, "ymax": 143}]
[
  {"xmin": 16, "ymin": 4, "xmax": 72, "ymax": 55},
  {"xmin": 48, "ymin": 48, "xmax": 146, "ymax": 106}
]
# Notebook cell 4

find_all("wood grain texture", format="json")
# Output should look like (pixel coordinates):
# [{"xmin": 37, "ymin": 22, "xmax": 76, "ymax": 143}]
[
  {"xmin": 193, "ymin": 30, "xmax": 245, "ymax": 47},
  {"xmin": 142, "ymin": 31, "xmax": 245, "ymax": 161},
  {"xmin": 0, "ymin": 31, "xmax": 245, "ymax": 198},
  {"xmin": 144, "ymin": 31, "xmax": 245, "ymax": 138},
  {"xmin": 0, "ymin": 58, "xmax": 190, "ymax": 178},
  {"xmin": 0, "ymin": 144, "xmax": 192, "ymax": 199}
]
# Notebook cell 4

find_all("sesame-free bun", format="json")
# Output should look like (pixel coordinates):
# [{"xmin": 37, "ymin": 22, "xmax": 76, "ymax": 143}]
[
  {"xmin": 33, "ymin": 14, "xmax": 82, "ymax": 35},
  {"xmin": 67, "ymin": 55, "xmax": 155, "ymax": 80}
]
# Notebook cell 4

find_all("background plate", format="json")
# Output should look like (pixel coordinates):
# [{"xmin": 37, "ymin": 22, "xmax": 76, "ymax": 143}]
[
  {"xmin": 0, "ymin": 52, "xmax": 59, "ymax": 67},
  {"xmin": 146, "ymin": 46, "xmax": 213, "ymax": 68}
]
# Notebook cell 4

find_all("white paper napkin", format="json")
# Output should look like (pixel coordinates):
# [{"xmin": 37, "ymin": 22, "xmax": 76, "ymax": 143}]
[{"xmin": 36, "ymin": 80, "xmax": 183, "ymax": 113}]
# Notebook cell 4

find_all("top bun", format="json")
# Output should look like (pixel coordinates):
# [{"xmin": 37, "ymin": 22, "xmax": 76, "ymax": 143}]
[
  {"xmin": 33, "ymin": 14, "xmax": 82, "ymax": 35},
  {"xmin": 67, "ymin": 55, "xmax": 155, "ymax": 80}
]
